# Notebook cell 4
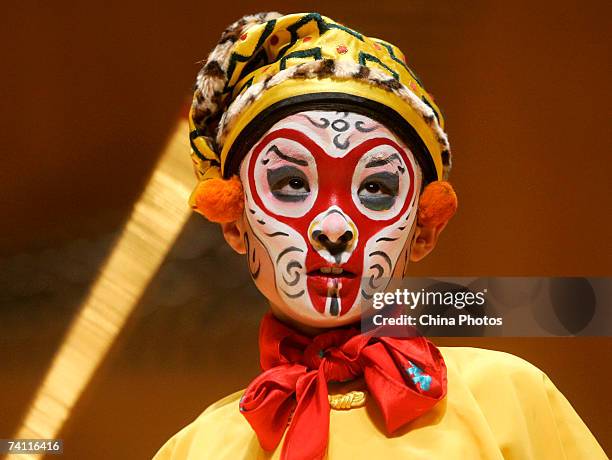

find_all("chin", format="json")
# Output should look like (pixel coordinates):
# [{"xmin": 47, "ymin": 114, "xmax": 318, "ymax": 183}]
[
  {"xmin": 283, "ymin": 299, "xmax": 363, "ymax": 328},
  {"xmin": 256, "ymin": 278, "xmax": 364, "ymax": 328}
]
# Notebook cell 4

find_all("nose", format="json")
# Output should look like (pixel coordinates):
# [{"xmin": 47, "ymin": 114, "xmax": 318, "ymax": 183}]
[{"xmin": 311, "ymin": 211, "xmax": 355, "ymax": 257}]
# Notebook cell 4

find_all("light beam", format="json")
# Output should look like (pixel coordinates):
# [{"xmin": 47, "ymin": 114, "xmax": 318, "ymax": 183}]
[{"xmin": 8, "ymin": 118, "xmax": 193, "ymax": 460}]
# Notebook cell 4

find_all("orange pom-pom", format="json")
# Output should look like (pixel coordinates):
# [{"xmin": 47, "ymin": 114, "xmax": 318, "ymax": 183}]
[
  {"xmin": 191, "ymin": 176, "xmax": 244, "ymax": 223},
  {"xmin": 417, "ymin": 180, "xmax": 458, "ymax": 227}
]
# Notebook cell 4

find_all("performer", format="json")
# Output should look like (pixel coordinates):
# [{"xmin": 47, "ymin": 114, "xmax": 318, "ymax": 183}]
[{"xmin": 154, "ymin": 12, "xmax": 606, "ymax": 459}]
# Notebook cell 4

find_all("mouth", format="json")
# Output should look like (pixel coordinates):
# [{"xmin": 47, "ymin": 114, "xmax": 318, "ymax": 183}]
[
  {"xmin": 304, "ymin": 256, "xmax": 363, "ymax": 316},
  {"xmin": 307, "ymin": 266, "xmax": 357, "ymax": 279}
]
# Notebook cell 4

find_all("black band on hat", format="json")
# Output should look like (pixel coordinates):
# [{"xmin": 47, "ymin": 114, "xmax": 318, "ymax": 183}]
[{"xmin": 223, "ymin": 92, "xmax": 437, "ymax": 187}]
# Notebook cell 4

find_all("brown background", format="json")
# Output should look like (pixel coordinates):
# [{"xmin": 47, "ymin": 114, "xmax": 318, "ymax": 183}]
[{"xmin": 1, "ymin": 0, "xmax": 610, "ymax": 458}]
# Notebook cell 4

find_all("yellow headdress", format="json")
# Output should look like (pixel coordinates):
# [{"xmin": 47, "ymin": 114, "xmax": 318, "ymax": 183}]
[{"xmin": 189, "ymin": 12, "xmax": 456, "ymax": 224}]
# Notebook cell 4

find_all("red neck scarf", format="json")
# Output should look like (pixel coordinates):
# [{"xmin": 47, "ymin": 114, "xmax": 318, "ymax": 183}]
[{"xmin": 239, "ymin": 313, "xmax": 447, "ymax": 460}]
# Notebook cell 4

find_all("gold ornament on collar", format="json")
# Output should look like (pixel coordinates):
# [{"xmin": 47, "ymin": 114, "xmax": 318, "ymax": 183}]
[{"xmin": 328, "ymin": 390, "xmax": 367, "ymax": 410}]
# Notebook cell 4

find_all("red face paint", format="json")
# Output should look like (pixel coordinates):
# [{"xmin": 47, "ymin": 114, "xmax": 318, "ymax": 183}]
[{"xmin": 247, "ymin": 128, "xmax": 415, "ymax": 316}]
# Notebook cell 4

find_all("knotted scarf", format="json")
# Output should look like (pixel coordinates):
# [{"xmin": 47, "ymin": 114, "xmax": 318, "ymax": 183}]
[{"xmin": 239, "ymin": 313, "xmax": 447, "ymax": 460}]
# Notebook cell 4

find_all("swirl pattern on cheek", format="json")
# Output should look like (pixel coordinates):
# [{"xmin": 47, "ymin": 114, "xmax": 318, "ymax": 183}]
[
  {"xmin": 360, "ymin": 190, "xmax": 419, "ymax": 302},
  {"xmin": 240, "ymin": 147, "xmax": 316, "ymax": 318}
]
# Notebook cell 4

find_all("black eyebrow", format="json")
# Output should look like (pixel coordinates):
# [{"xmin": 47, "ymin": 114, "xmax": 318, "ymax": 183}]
[
  {"xmin": 365, "ymin": 153, "xmax": 401, "ymax": 168},
  {"xmin": 263, "ymin": 145, "xmax": 308, "ymax": 166}
]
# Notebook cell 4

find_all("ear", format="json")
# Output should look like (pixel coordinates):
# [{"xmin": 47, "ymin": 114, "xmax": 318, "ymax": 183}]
[
  {"xmin": 409, "ymin": 220, "xmax": 448, "ymax": 262},
  {"xmin": 410, "ymin": 180, "xmax": 457, "ymax": 262},
  {"xmin": 221, "ymin": 213, "xmax": 247, "ymax": 255}
]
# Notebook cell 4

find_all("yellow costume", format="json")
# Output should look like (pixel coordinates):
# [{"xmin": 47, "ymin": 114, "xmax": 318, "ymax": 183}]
[{"xmin": 154, "ymin": 347, "xmax": 606, "ymax": 459}]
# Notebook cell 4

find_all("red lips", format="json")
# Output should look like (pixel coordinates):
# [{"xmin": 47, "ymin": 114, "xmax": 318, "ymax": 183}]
[{"xmin": 305, "ymin": 256, "xmax": 362, "ymax": 315}]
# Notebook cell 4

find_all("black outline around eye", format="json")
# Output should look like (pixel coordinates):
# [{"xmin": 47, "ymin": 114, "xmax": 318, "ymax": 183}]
[
  {"xmin": 358, "ymin": 172, "xmax": 399, "ymax": 195},
  {"xmin": 267, "ymin": 165, "xmax": 310, "ymax": 202},
  {"xmin": 357, "ymin": 172, "xmax": 399, "ymax": 211}
]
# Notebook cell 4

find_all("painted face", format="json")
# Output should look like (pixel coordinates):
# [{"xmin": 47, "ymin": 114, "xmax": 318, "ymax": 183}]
[{"xmin": 239, "ymin": 110, "xmax": 421, "ymax": 327}]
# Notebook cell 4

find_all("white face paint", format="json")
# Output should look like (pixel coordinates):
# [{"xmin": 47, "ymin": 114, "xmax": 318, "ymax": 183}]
[{"xmin": 239, "ymin": 110, "xmax": 422, "ymax": 327}]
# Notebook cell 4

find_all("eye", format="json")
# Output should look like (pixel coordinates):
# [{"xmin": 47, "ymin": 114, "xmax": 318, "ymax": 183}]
[
  {"xmin": 288, "ymin": 178, "xmax": 305, "ymax": 190},
  {"xmin": 267, "ymin": 166, "xmax": 310, "ymax": 202},
  {"xmin": 364, "ymin": 182, "xmax": 381, "ymax": 193},
  {"xmin": 358, "ymin": 172, "xmax": 399, "ymax": 211}
]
